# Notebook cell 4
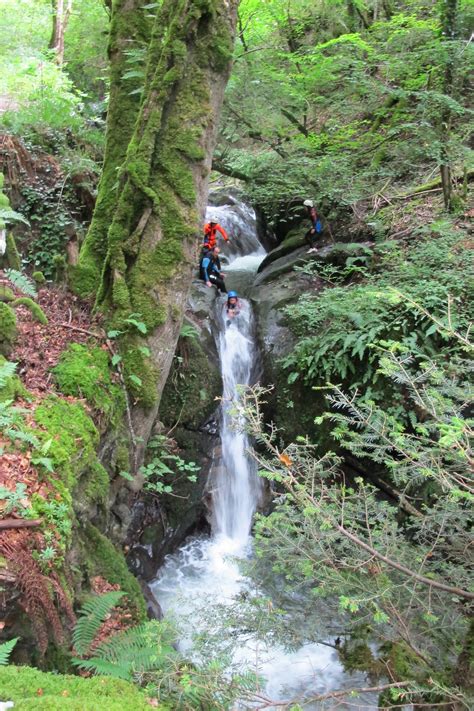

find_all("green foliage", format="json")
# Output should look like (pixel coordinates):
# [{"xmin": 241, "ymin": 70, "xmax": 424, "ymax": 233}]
[
  {"xmin": 240, "ymin": 325, "xmax": 473, "ymax": 705},
  {"xmin": 19, "ymin": 184, "xmax": 77, "ymax": 278},
  {"xmin": 73, "ymin": 620, "xmax": 176, "ymax": 681},
  {"xmin": 0, "ymin": 638, "xmax": 18, "ymax": 666},
  {"xmin": 283, "ymin": 227, "xmax": 473, "ymax": 414},
  {"xmin": 0, "ymin": 482, "xmax": 31, "ymax": 517},
  {"xmin": 0, "ymin": 207, "xmax": 30, "ymax": 226},
  {"xmin": 4, "ymin": 269, "xmax": 37, "ymax": 298},
  {"xmin": 219, "ymin": 0, "xmax": 473, "ymax": 217},
  {"xmin": 137, "ymin": 435, "xmax": 201, "ymax": 495},
  {"xmin": 73, "ymin": 591, "xmax": 126, "ymax": 656},
  {"xmin": 0, "ymin": 358, "xmax": 18, "ymax": 389}
]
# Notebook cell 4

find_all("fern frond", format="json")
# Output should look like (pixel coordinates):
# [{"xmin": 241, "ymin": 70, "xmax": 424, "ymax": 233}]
[
  {"xmin": 0, "ymin": 360, "xmax": 17, "ymax": 388},
  {"xmin": 0, "ymin": 208, "xmax": 30, "ymax": 226},
  {"xmin": 72, "ymin": 621, "xmax": 176, "ymax": 680},
  {"xmin": 73, "ymin": 591, "xmax": 125, "ymax": 656},
  {"xmin": 0, "ymin": 638, "xmax": 18, "ymax": 665},
  {"xmin": 72, "ymin": 656, "xmax": 132, "ymax": 680},
  {"xmin": 4, "ymin": 269, "xmax": 37, "ymax": 299}
]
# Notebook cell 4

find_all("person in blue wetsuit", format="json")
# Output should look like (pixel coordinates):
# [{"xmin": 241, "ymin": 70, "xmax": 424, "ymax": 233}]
[{"xmin": 200, "ymin": 246, "xmax": 227, "ymax": 293}]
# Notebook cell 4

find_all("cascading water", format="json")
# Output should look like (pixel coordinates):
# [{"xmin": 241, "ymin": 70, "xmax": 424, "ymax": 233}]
[
  {"xmin": 151, "ymin": 198, "xmax": 385, "ymax": 709},
  {"xmin": 211, "ymin": 301, "xmax": 261, "ymax": 542}
]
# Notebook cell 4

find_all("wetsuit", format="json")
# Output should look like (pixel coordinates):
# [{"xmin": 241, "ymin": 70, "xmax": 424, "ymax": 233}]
[
  {"xmin": 200, "ymin": 254, "xmax": 227, "ymax": 293},
  {"xmin": 305, "ymin": 206, "xmax": 322, "ymax": 247},
  {"xmin": 226, "ymin": 300, "xmax": 241, "ymax": 318},
  {"xmin": 203, "ymin": 222, "xmax": 229, "ymax": 250}
]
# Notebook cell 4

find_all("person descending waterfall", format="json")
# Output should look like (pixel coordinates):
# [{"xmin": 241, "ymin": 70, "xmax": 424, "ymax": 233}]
[
  {"xmin": 225, "ymin": 291, "xmax": 241, "ymax": 325},
  {"xmin": 303, "ymin": 199, "xmax": 322, "ymax": 251},
  {"xmin": 200, "ymin": 246, "xmax": 227, "ymax": 293},
  {"xmin": 203, "ymin": 215, "xmax": 230, "ymax": 251}
]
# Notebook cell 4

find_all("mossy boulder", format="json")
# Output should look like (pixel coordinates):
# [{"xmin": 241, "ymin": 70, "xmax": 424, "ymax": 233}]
[
  {"xmin": 32, "ymin": 270, "xmax": 46, "ymax": 284},
  {"xmin": 0, "ymin": 302, "xmax": 17, "ymax": 356},
  {"xmin": 0, "ymin": 665, "xmax": 151, "ymax": 710},
  {"xmin": 0, "ymin": 285, "xmax": 15, "ymax": 302}
]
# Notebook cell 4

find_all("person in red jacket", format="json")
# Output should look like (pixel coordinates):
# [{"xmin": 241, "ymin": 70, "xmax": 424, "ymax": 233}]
[{"xmin": 203, "ymin": 215, "xmax": 229, "ymax": 250}]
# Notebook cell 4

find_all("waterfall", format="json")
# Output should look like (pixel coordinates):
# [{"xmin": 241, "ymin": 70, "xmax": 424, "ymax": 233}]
[
  {"xmin": 150, "ymin": 200, "xmax": 384, "ymax": 709},
  {"xmin": 211, "ymin": 300, "xmax": 260, "ymax": 543}
]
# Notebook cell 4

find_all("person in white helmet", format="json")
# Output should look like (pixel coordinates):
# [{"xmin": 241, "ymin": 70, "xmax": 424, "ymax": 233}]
[{"xmin": 303, "ymin": 199, "xmax": 322, "ymax": 250}]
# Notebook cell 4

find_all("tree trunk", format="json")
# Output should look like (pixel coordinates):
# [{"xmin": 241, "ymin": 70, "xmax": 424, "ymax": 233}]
[
  {"xmin": 77, "ymin": 0, "xmax": 239, "ymax": 467},
  {"xmin": 439, "ymin": 0, "xmax": 458, "ymax": 211},
  {"xmin": 72, "ymin": 0, "xmax": 152, "ymax": 296},
  {"xmin": 49, "ymin": 0, "xmax": 73, "ymax": 64}
]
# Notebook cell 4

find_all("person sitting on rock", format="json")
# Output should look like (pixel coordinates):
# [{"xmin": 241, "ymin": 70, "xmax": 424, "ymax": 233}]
[
  {"xmin": 226, "ymin": 291, "xmax": 241, "ymax": 319},
  {"xmin": 303, "ymin": 199, "xmax": 322, "ymax": 250},
  {"xmin": 203, "ymin": 215, "xmax": 229, "ymax": 251},
  {"xmin": 200, "ymin": 246, "xmax": 227, "ymax": 293}
]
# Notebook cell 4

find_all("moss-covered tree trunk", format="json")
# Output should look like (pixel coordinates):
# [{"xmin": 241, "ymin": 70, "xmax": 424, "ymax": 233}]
[
  {"xmin": 76, "ymin": 0, "xmax": 239, "ymax": 465},
  {"xmin": 73, "ymin": 0, "xmax": 152, "ymax": 295}
]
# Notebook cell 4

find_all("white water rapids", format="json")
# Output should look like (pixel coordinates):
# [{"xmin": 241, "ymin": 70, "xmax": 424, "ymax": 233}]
[{"xmin": 151, "ymin": 202, "xmax": 382, "ymax": 709}]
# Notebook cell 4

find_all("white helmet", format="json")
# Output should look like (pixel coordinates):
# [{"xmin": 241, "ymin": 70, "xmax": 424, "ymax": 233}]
[
  {"xmin": 208, "ymin": 213, "xmax": 218, "ymax": 223},
  {"xmin": 303, "ymin": 199, "xmax": 314, "ymax": 208}
]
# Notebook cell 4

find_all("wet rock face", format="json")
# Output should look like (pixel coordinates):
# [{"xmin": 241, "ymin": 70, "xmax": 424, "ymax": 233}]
[
  {"xmin": 206, "ymin": 193, "xmax": 263, "ymax": 260},
  {"xmin": 127, "ymin": 281, "xmax": 221, "ymax": 580}
]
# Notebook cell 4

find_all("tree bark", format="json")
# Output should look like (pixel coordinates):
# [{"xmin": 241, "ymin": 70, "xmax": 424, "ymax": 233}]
[
  {"xmin": 76, "ymin": 0, "xmax": 239, "ymax": 467},
  {"xmin": 439, "ymin": 0, "xmax": 458, "ymax": 211},
  {"xmin": 49, "ymin": 0, "xmax": 73, "ymax": 64},
  {"xmin": 73, "ymin": 0, "xmax": 152, "ymax": 296}
]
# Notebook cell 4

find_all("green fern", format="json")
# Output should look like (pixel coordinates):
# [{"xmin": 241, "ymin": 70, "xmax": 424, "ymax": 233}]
[
  {"xmin": 4, "ymin": 269, "xmax": 37, "ymax": 299},
  {"xmin": 0, "ymin": 360, "xmax": 17, "ymax": 388},
  {"xmin": 73, "ymin": 591, "xmax": 125, "ymax": 656},
  {"xmin": 0, "ymin": 638, "xmax": 18, "ymax": 665},
  {"xmin": 0, "ymin": 207, "xmax": 30, "ymax": 226},
  {"xmin": 73, "ymin": 621, "xmax": 176, "ymax": 680}
]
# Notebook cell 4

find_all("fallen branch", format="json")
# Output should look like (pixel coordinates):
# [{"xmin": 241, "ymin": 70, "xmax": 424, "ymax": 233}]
[
  {"xmin": 253, "ymin": 680, "xmax": 411, "ymax": 709},
  {"xmin": 0, "ymin": 518, "xmax": 42, "ymax": 530},
  {"xmin": 58, "ymin": 322, "xmax": 103, "ymax": 339}
]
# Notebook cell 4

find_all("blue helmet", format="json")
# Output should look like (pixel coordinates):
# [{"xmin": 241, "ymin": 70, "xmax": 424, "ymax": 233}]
[{"xmin": 228, "ymin": 291, "xmax": 238, "ymax": 298}]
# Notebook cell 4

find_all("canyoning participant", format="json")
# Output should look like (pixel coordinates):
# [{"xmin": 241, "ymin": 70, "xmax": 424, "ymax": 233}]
[
  {"xmin": 202, "ymin": 215, "xmax": 229, "ymax": 250},
  {"xmin": 200, "ymin": 246, "xmax": 227, "ymax": 293},
  {"xmin": 226, "ymin": 291, "xmax": 241, "ymax": 320},
  {"xmin": 303, "ymin": 199, "xmax": 322, "ymax": 250}
]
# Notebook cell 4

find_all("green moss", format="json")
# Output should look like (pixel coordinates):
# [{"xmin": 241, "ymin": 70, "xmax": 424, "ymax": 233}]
[
  {"xmin": 53, "ymin": 254, "xmax": 67, "ymax": 284},
  {"xmin": 0, "ymin": 355, "xmax": 29, "ymax": 402},
  {"xmin": 0, "ymin": 666, "xmax": 152, "ymax": 710},
  {"xmin": 80, "ymin": 522, "xmax": 146, "ymax": 621},
  {"xmin": 0, "ymin": 285, "xmax": 15, "ymax": 302},
  {"xmin": 33, "ymin": 396, "xmax": 100, "ymax": 491},
  {"xmin": 0, "ymin": 302, "xmax": 17, "ymax": 357},
  {"xmin": 12, "ymin": 297, "xmax": 48, "ymax": 324},
  {"xmin": 32, "ymin": 270, "xmax": 46, "ymax": 284},
  {"xmin": 53, "ymin": 343, "xmax": 125, "ymax": 426},
  {"xmin": 82, "ymin": 460, "xmax": 110, "ymax": 505}
]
